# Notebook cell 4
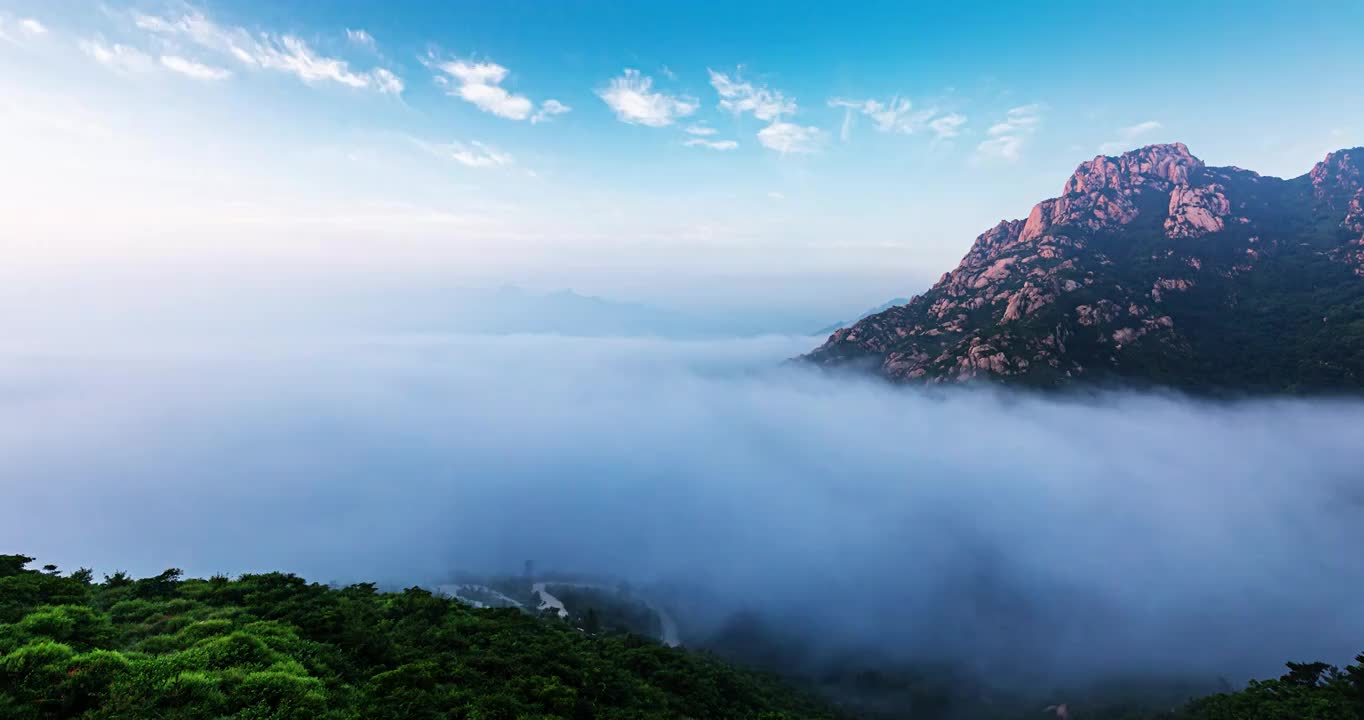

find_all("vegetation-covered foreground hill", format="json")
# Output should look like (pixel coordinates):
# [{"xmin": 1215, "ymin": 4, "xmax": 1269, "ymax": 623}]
[
  {"xmin": 3, "ymin": 555, "xmax": 1361, "ymax": 719},
  {"xmin": 0, "ymin": 555, "xmax": 837, "ymax": 720},
  {"xmin": 805, "ymin": 144, "xmax": 1364, "ymax": 393}
]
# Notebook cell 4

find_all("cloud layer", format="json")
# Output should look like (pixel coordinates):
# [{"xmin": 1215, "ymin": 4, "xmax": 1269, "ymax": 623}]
[{"xmin": 3, "ymin": 333, "xmax": 1362, "ymax": 684}]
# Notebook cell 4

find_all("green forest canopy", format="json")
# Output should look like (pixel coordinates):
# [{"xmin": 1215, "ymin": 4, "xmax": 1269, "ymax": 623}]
[{"xmin": 1, "ymin": 555, "xmax": 1360, "ymax": 719}]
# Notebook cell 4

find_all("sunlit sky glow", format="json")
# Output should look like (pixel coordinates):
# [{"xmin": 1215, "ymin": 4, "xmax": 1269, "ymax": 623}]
[{"xmin": 3, "ymin": 0, "xmax": 1362, "ymax": 318}]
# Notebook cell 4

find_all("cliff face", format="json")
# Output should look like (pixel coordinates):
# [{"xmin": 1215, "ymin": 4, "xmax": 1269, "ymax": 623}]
[{"xmin": 804, "ymin": 144, "xmax": 1364, "ymax": 392}]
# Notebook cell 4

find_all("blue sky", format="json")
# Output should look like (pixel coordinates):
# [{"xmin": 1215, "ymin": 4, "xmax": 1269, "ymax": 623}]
[{"xmin": 2, "ymin": 0, "xmax": 1362, "ymax": 319}]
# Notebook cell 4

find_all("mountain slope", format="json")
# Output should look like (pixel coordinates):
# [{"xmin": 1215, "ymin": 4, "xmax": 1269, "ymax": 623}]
[
  {"xmin": 804, "ymin": 143, "xmax": 1364, "ymax": 392},
  {"xmin": 0, "ymin": 555, "xmax": 840, "ymax": 720}
]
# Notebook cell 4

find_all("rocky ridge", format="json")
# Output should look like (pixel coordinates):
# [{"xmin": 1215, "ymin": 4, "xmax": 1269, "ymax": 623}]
[{"xmin": 804, "ymin": 144, "xmax": 1364, "ymax": 391}]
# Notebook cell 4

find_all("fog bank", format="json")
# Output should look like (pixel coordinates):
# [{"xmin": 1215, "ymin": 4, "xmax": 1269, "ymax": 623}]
[{"xmin": 2, "ymin": 333, "xmax": 1361, "ymax": 681}]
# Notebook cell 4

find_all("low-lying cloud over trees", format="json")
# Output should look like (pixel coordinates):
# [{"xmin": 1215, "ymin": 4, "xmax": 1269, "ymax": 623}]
[{"xmin": 3, "ymin": 333, "xmax": 1362, "ymax": 682}]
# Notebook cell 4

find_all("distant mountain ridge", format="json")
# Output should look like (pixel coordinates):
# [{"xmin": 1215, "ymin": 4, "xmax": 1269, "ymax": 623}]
[
  {"xmin": 804, "ymin": 143, "xmax": 1364, "ymax": 392},
  {"xmin": 814, "ymin": 297, "xmax": 912, "ymax": 335},
  {"xmin": 437, "ymin": 285, "xmax": 696, "ymax": 337},
  {"xmin": 309, "ymin": 284, "xmax": 825, "ymax": 338}
]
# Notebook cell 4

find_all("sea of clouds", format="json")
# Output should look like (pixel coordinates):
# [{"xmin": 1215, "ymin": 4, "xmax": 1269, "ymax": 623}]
[{"xmin": 3, "ymin": 332, "xmax": 1362, "ymax": 681}]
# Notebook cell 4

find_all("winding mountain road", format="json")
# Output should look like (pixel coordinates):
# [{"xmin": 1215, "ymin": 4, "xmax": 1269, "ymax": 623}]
[{"xmin": 533, "ymin": 581, "xmax": 680, "ymax": 647}]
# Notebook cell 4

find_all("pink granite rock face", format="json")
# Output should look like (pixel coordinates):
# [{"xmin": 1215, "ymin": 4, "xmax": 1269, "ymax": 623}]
[
  {"xmin": 1338, "ymin": 188, "xmax": 1364, "ymax": 275},
  {"xmin": 1065, "ymin": 142, "xmax": 1202, "ymax": 194},
  {"xmin": 1017, "ymin": 143, "xmax": 1204, "ymax": 244},
  {"xmin": 804, "ymin": 143, "xmax": 1364, "ymax": 388},
  {"xmin": 1165, "ymin": 184, "xmax": 1230, "ymax": 238},
  {"xmin": 1345, "ymin": 189, "xmax": 1364, "ymax": 238},
  {"xmin": 1310, "ymin": 148, "xmax": 1362, "ymax": 203}
]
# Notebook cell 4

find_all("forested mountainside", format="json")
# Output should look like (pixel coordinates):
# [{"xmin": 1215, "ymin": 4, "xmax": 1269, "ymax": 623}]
[
  {"xmin": 0, "ymin": 555, "xmax": 836, "ymax": 720},
  {"xmin": 805, "ymin": 144, "xmax": 1364, "ymax": 393},
  {"xmin": 3, "ymin": 556, "xmax": 1362, "ymax": 719}
]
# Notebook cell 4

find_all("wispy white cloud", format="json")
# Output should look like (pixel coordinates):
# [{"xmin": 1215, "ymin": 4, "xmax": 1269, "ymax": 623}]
[
  {"xmin": 160, "ymin": 55, "xmax": 232, "ymax": 81},
  {"xmin": 837, "ymin": 105, "xmax": 854, "ymax": 142},
  {"xmin": 1, "ymin": 17, "xmax": 48, "ymax": 43},
  {"xmin": 370, "ymin": 68, "xmax": 403, "ymax": 95},
  {"xmin": 830, "ymin": 97, "xmax": 924, "ymax": 134},
  {"xmin": 597, "ymin": 69, "xmax": 697, "ymax": 127},
  {"xmin": 257, "ymin": 36, "xmax": 394, "ymax": 91},
  {"xmin": 345, "ymin": 28, "xmax": 375, "ymax": 49},
  {"xmin": 81, "ymin": 40, "xmax": 156, "ymax": 74},
  {"xmin": 976, "ymin": 104, "xmax": 1043, "ymax": 162},
  {"xmin": 976, "ymin": 134, "xmax": 1024, "ymax": 161},
  {"xmin": 757, "ymin": 121, "xmax": 826, "ymax": 154},
  {"xmin": 135, "ymin": 11, "xmax": 402, "ymax": 93},
  {"xmin": 446, "ymin": 141, "xmax": 515, "ymax": 168},
  {"xmin": 133, "ymin": 12, "xmax": 255, "ymax": 64},
  {"xmin": 531, "ymin": 98, "xmax": 571, "ymax": 124},
  {"xmin": 432, "ymin": 59, "xmax": 530, "ymax": 118},
  {"xmin": 709, "ymin": 69, "xmax": 795, "ymax": 121},
  {"xmin": 707, "ymin": 69, "xmax": 821, "ymax": 155},
  {"xmin": 18, "ymin": 18, "xmax": 46, "ymax": 36},
  {"xmin": 829, "ymin": 96, "xmax": 967, "ymax": 143},
  {"xmin": 684, "ymin": 125, "xmax": 717, "ymax": 136},
  {"xmin": 430, "ymin": 58, "xmax": 564, "ymax": 122},
  {"xmin": 1098, "ymin": 120, "xmax": 1162, "ymax": 154},
  {"xmin": 928, "ymin": 113, "xmax": 967, "ymax": 140},
  {"xmin": 684, "ymin": 138, "xmax": 739, "ymax": 151},
  {"xmin": 767, "ymin": 191, "xmax": 786, "ymax": 201},
  {"xmin": 414, "ymin": 138, "xmax": 515, "ymax": 169},
  {"xmin": 986, "ymin": 103, "xmax": 1042, "ymax": 136}
]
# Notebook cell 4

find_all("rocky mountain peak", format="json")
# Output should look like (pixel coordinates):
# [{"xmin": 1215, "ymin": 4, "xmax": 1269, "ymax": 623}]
[
  {"xmin": 1062, "ymin": 143, "xmax": 1203, "ymax": 195},
  {"xmin": 804, "ymin": 144, "xmax": 1364, "ymax": 391},
  {"xmin": 1310, "ymin": 147, "xmax": 1363, "ymax": 200},
  {"xmin": 1017, "ymin": 143, "xmax": 1207, "ymax": 244}
]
